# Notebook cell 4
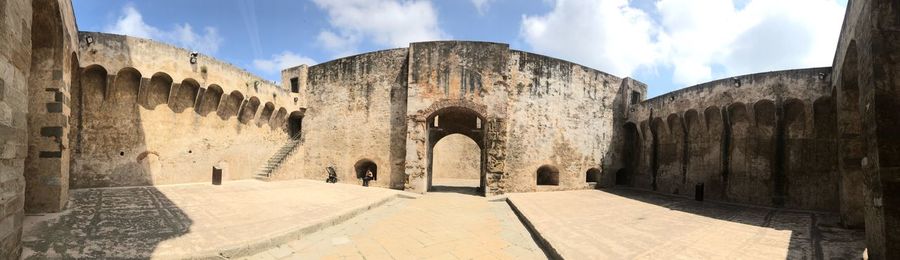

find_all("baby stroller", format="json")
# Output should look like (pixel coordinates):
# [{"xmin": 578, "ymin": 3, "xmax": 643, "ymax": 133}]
[{"xmin": 325, "ymin": 166, "xmax": 338, "ymax": 183}]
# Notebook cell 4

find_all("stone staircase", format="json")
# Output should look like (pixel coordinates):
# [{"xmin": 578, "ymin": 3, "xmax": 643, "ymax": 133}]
[{"xmin": 254, "ymin": 137, "xmax": 302, "ymax": 181}]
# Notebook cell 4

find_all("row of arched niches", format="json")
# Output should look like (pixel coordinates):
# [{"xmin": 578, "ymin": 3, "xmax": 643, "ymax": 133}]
[
  {"xmin": 76, "ymin": 65, "xmax": 304, "ymax": 136},
  {"xmin": 620, "ymin": 96, "xmax": 841, "ymax": 211}
]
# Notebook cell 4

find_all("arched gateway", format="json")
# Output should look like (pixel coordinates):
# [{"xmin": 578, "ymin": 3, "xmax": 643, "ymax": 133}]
[{"xmin": 426, "ymin": 106, "xmax": 487, "ymax": 194}]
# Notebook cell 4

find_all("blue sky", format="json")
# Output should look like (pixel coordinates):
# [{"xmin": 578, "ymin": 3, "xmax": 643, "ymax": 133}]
[{"xmin": 73, "ymin": 0, "xmax": 848, "ymax": 97}]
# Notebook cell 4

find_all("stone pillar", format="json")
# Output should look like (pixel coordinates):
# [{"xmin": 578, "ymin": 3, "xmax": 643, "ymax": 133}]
[
  {"xmin": 403, "ymin": 115, "xmax": 428, "ymax": 193},
  {"xmin": 484, "ymin": 118, "xmax": 508, "ymax": 196}
]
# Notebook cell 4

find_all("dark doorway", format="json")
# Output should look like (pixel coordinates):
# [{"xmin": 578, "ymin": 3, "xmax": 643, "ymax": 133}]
[
  {"xmin": 287, "ymin": 112, "xmax": 303, "ymax": 139},
  {"xmin": 537, "ymin": 165, "xmax": 560, "ymax": 186},
  {"xmin": 586, "ymin": 168, "xmax": 601, "ymax": 183},
  {"xmin": 354, "ymin": 159, "xmax": 377, "ymax": 182},
  {"xmin": 619, "ymin": 122, "xmax": 640, "ymax": 186}
]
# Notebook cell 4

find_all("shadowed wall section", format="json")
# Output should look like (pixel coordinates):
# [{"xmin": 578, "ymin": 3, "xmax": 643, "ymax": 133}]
[{"xmin": 622, "ymin": 68, "xmax": 844, "ymax": 212}]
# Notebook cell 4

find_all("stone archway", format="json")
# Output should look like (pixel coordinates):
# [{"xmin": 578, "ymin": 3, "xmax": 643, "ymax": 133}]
[
  {"xmin": 425, "ymin": 106, "xmax": 486, "ymax": 195},
  {"xmin": 405, "ymin": 100, "xmax": 508, "ymax": 196}
]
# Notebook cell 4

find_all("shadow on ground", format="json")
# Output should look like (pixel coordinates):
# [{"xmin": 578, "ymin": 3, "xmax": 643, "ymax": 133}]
[
  {"xmin": 430, "ymin": 185, "xmax": 481, "ymax": 196},
  {"xmin": 22, "ymin": 187, "xmax": 192, "ymax": 259},
  {"xmin": 603, "ymin": 187, "xmax": 867, "ymax": 259}
]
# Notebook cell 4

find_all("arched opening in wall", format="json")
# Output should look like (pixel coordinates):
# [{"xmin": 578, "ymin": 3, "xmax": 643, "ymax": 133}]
[
  {"xmin": 112, "ymin": 68, "xmax": 141, "ymax": 105},
  {"xmin": 432, "ymin": 134, "xmax": 482, "ymax": 192},
  {"xmin": 238, "ymin": 97, "xmax": 260, "ymax": 124},
  {"xmin": 170, "ymin": 78, "xmax": 200, "ymax": 112},
  {"xmin": 650, "ymin": 117, "xmax": 669, "ymax": 191},
  {"xmin": 217, "ymin": 90, "xmax": 244, "ymax": 120},
  {"xmin": 82, "ymin": 65, "xmax": 108, "ymax": 111},
  {"xmin": 354, "ymin": 159, "xmax": 378, "ymax": 186},
  {"xmin": 619, "ymin": 122, "xmax": 640, "ymax": 185},
  {"xmin": 426, "ymin": 106, "xmax": 486, "ymax": 195},
  {"xmin": 287, "ymin": 111, "xmax": 303, "ymax": 139},
  {"xmin": 25, "ymin": 0, "xmax": 68, "ymax": 216},
  {"xmin": 197, "ymin": 85, "xmax": 223, "ymax": 116},
  {"xmin": 144, "ymin": 72, "xmax": 172, "ymax": 110},
  {"xmin": 536, "ymin": 165, "xmax": 560, "ymax": 186},
  {"xmin": 586, "ymin": 168, "xmax": 601, "ymax": 183},
  {"xmin": 271, "ymin": 108, "xmax": 287, "ymax": 129},
  {"xmin": 257, "ymin": 102, "xmax": 275, "ymax": 127}
]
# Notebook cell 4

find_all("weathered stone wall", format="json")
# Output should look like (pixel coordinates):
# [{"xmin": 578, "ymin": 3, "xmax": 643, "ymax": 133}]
[
  {"xmin": 25, "ymin": 0, "xmax": 79, "ymax": 213},
  {"xmin": 622, "ymin": 68, "xmax": 842, "ymax": 212},
  {"xmin": 0, "ymin": 0, "xmax": 32, "ymax": 257},
  {"xmin": 501, "ymin": 50, "xmax": 626, "ymax": 193},
  {"xmin": 432, "ymin": 134, "xmax": 480, "ymax": 180},
  {"xmin": 830, "ymin": 0, "xmax": 900, "ymax": 258},
  {"xmin": 272, "ymin": 49, "xmax": 408, "ymax": 188},
  {"xmin": 69, "ymin": 32, "xmax": 301, "ymax": 187}
]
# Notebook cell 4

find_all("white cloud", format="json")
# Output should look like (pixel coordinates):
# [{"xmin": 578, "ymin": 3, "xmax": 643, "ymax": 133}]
[
  {"xmin": 312, "ymin": 0, "xmax": 447, "ymax": 55},
  {"xmin": 471, "ymin": 0, "xmax": 493, "ymax": 15},
  {"xmin": 252, "ymin": 51, "xmax": 317, "ymax": 75},
  {"xmin": 521, "ymin": 0, "xmax": 660, "ymax": 77},
  {"xmin": 520, "ymin": 0, "xmax": 846, "ymax": 87},
  {"xmin": 105, "ymin": 5, "xmax": 223, "ymax": 54}
]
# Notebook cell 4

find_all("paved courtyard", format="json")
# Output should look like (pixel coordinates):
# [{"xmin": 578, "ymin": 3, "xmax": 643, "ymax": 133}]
[
  {"xmin": 18, "ymin": 179, "xmax": 870, "ymax": 260},
  {"xmin": 20, "ymin": 180, "xmax": 403, "ymax": 259},
  {"xmin": 244, "ymin": 191, "xmax": 546, "ymax": 259},
  {"xmin": 507, "ymin": 189, "xmax": 867, "ymax": 259}
]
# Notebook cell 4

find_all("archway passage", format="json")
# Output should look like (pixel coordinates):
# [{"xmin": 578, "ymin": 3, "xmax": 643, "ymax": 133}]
[
  {"xmin": 426, "ymin": 107, "xmax": 486, "ymax": 195},
  {"xmin": 619, "ymin": 122, "xmax": 640, "ymax": 186},
  {"xmin": 537, "ymin": 165, "xmax": 560, "ymax": 186},
  {"xmin": 432, "ymin": 134, "xmax": 482, "ymax": 193},
  {"xmin": 287, "ymin": 111, "xmax": 303, "ymax": 139},
  {"xmin": 354, "ymin": 159, "xmax": 377, "ymax": 185}
]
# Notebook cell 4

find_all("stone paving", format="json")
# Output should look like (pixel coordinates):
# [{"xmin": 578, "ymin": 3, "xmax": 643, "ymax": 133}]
[
  {"xmin": 507, "ymin": 188, "xmax": 868, "ymax": 260},
  {"xmin": 243, "ymin": 192, "xmax": 546, "ymax": 259},
  {"xmin": 20, "ymin": 180, "xmax": 403, "ymax": 259}
]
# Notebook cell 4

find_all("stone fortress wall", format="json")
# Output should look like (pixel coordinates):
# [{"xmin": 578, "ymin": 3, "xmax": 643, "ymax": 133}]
[
  {"xmin": 69, "ymin": 32, "xmax": 302, "ymax": 188},
  {"xmin": 270, "ymin": 42, "xmax": 644, "ymax": 195},
  {"xmin": 621, "ymin": 67, "xmax": 858, "ymax": 219},
  {"xmin": 5, "ymin": 0, "xmax": 900, "ymax": 258}
]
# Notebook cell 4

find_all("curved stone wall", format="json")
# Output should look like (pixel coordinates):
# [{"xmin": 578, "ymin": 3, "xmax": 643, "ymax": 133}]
[
  {"xmin": 620, "ymin": 67, "xmax": 853, "ymax": 213},
  {"xmin": 69, "ymin": 32, "xmax": 303, "ymax": 188},
  {"xmin": 269, "ymin": 41, "xmax": 644, "ymax": 195}
]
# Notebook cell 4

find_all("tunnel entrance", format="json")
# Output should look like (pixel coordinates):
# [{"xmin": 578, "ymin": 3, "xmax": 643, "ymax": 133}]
[
  {"xmin": 426, "ymin": 107, "xmax": 486, "ymax": 196},
  {"xmin": 287, "ymin": 111, "xmax": 303, "ymax": 139},
  {"xmin": 618, "ymin": 122, "xmax": 640, "ymax": 186}
]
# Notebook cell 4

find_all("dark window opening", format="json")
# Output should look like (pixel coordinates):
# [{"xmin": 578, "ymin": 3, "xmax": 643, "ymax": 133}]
[
  {"xmin": 631, "ymin": 91, "xmax": 641, "ymax": 105},
  {"xmin": 290, "ymin": 77, "xmax": 299, "ymax": 93},
  {"xmin": 586, "ymin": 168, "xmax": 601, "ymax": 182},
  {"xmin": 354, "ymin": 159, "xmax": 377, "ymax": 181},
  {"xmin": 537, "ymin": 165, "xmax": 560, "ymax": 186}
]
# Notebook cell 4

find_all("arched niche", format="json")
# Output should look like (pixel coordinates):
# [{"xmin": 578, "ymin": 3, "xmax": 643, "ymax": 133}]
[
  {"xmin": 238, "ymin": 97, "xmax": 261, "ymax": 124},
  {"xmin": 197, "ymin": 85, "xmax": 223, "ymax": 116},
  {"xmin": 217, "ymin": 90, "xmax": 244, "ymax": 120},
  {"xmin": 112, "ymin": 67, "xmax": 141, "ymax": 106},
  {"xmin": 257, "ymin": 102, "xmax": 275, "ymax": 127},
  {"xmin": 144, "ymin": 72, "xmax": 173, "ymax": 110},
  {"xmin": 536, "ymin": 165, "xmax": 560, "ymax": 186},
  {"xmin": 170, "ymin": 78, "xmax": 200, "ymax": 113}
]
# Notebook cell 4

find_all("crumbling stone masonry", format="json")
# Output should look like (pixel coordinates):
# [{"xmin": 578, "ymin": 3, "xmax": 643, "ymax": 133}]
[{"xmin": 3, "ymin": 0, "xmax": 900, "ymax": 259}]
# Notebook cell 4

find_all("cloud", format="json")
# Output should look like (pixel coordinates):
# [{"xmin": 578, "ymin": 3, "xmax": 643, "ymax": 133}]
[
  {"xmin": 312, "ymin": 0, "xmax": 447, "ymax": 55},
  {"xmin": 105, "ymin": 5, "xmax": 223, "ymax": 54},
  {"xmin": 521, "ymin": 0, "xmax": 660, "ymax": 77},
  {"xmin": 252, "ymin": 51, "xmax": 317, "ymax": 75},
  {"xmin": 520, "ymin": 0, "xmax": 845, "ymax": 87},
  {"xmin": 471, "ymin": 0, "xmax": 493, "ymax": 15}
]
